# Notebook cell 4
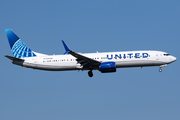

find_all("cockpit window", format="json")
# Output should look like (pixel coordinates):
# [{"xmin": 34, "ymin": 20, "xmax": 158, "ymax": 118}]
[{"xmin": 164, "ymin": 54, "xmax": 170, "ymax": 56}]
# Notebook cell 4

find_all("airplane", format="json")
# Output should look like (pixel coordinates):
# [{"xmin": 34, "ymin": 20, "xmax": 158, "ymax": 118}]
[{"xmin": 5, "ymin": 29, "xmax": 177, "ymax": 77}]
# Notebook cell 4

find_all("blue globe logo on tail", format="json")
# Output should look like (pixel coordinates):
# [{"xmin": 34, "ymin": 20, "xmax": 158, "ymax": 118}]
[{"xmin": 5, "ymin": 29, "xmax": 36, "ymax": 58}]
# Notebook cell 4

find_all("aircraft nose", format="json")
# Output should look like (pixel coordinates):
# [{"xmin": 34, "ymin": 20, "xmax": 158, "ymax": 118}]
[{"xmin": 171, "ymin": 56, "xmax": 177, "ymax": 62}]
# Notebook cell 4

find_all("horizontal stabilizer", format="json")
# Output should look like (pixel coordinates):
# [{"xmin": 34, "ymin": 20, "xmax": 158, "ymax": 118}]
[{"xmin": 5, "ymin": 55, "xmax": 24, "ymax": 62}]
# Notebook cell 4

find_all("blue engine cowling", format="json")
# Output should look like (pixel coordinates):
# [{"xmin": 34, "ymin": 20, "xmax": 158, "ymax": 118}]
[{"xmin": 99, "ymin": 62, "xmax": 116, "ymax": 73}]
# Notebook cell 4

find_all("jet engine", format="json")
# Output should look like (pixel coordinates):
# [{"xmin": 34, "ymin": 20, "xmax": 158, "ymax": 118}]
[{"xmin": 99, "ymin": 62, "xmax": 116, "ymax": 73}]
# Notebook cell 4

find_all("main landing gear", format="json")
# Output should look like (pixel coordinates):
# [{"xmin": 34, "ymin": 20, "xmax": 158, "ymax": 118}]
[
  {"xmin": 88, "ymin": 70, "xmax": 93, "ymax": 77},
  {"xmin": 159, "ymin": 68, "xmax": 162, "ymax": 72}
]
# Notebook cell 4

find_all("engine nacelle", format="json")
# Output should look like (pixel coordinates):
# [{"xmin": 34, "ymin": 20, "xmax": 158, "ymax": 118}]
[{"xmin": 99, "ymin": 62, "xmax": 116, "ymax": 73}]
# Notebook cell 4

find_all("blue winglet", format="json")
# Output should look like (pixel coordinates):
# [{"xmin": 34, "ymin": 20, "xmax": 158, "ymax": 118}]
[{"xmin": 62, "ymin": 40, "xmax": 71, "ymax": 54}]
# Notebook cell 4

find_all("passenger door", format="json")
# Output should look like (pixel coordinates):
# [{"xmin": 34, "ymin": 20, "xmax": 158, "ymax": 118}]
[{"xmin": 156, "ymin": 53, "xmax": 159, "ymax": 60}]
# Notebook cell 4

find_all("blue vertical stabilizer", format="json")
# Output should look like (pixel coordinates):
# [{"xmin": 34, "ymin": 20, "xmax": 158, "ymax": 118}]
[{"xmin": 5, "ymin": 29, "xmax": 36, "ymax": 58}]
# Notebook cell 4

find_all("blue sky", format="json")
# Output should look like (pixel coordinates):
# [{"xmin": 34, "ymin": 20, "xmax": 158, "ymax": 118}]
[{"xmin": 0, "ymin": 0, "xmax": 180, "ymax": 120}]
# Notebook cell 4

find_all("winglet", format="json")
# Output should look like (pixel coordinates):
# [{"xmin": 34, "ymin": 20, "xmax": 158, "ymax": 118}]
[{"xmin": 62, "ymin": 40, "xmax": 71, "ymax": 54}]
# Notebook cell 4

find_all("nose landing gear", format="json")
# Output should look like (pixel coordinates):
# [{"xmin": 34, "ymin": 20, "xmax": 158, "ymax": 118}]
[
  {"xmin": 159, "ymin": 64, "xmax": 168, "ymax": 72},
  {"xmin": 88, "ymin": 70, "xmax": 93, "ymax": 77}
]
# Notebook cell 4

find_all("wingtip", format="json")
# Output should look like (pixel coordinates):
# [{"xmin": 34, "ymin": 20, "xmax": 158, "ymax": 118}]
[{"xmin": 62, "ymin": 40, "xmax": 71, "ymax": 52}]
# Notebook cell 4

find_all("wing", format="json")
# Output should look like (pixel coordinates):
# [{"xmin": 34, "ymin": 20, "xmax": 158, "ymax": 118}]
[{"xmin": 62, "ymin": 41, "xmax": 101, "ymax": 68}]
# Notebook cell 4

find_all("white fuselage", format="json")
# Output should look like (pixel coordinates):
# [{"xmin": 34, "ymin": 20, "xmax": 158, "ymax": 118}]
[
  {"xmin": 5, "ymin": 29, "xmax": 177, "ymax": 77},
  {"xmin": 20, "ymin": 50, "xmax": 176, "ymax": 71}
]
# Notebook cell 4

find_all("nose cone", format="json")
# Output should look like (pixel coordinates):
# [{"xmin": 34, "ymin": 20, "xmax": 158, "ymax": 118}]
[{"xmin": 171, "ymin": 56, "xmax": 177, "ymax": 62}]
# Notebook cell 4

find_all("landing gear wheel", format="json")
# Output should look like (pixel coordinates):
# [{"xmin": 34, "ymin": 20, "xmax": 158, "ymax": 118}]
[
  {"xmin": 88, "ymin": 70, "xmax": 93, "ymax": 77},
  {"xmin": 159, "ymin": 68, "xmax": 162, "ymax": 72}
]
